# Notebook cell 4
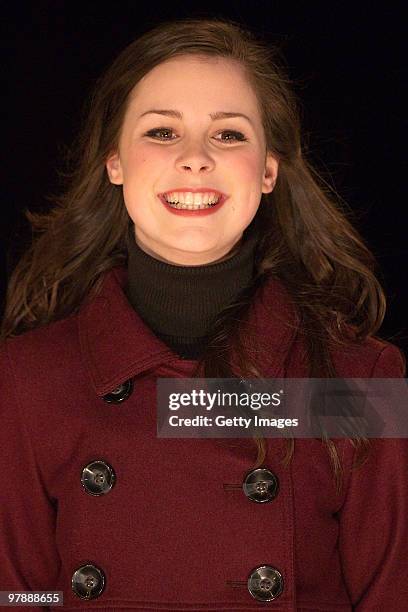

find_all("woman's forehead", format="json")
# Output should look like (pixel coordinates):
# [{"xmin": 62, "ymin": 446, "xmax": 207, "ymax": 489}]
[{"xmin": 127, "ymin": 56, "xmax": 259, "ymax": 117}]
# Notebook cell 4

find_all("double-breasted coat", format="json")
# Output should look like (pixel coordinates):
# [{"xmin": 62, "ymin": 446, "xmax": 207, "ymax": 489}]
[{"xmin": 1, "ymin": 265, "xmax": 407, "ymax": 611}]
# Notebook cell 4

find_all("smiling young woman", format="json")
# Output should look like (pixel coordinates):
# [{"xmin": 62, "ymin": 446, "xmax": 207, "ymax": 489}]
[
  {"xmin": 104, "ymin": 54, "xmax": 278, "ymax": 265},
  {"xmin": 1, "ymin": 16, "xmax": 407, "ymax": 611}
]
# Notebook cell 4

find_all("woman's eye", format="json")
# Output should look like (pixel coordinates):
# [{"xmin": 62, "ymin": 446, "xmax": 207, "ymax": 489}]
[
  {"xmin": 144, "ymin": 127, "xmax": 176, "ymax": 140},
  {"xmin": 144, "ymin": 128, "xmax": 247, "ymax": 144},
  {"xmin": 214, "ymin": 130, "xmax": 247, "ymax": 143}
]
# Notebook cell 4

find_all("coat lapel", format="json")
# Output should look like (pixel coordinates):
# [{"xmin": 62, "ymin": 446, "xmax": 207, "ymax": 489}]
[{"xmin": 79, "ymin": 266, "xmax": 301, "ymax": 396}]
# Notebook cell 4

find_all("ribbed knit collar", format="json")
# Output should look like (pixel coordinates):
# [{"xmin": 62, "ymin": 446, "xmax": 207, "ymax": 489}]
[{"xmin": 124, "ymin": 218, "xmax": 260, "ymax": 354}]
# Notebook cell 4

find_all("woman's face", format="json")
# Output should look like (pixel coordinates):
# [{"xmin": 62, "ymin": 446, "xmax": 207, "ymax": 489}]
[{"xmin": 106, "ymin": 55, "xmax": 279, "ymax": 265}]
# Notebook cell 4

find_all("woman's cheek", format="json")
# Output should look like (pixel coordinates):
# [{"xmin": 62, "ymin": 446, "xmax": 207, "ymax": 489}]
[{"xmin": 233, "ymin": 151, "xmax": 261, "ymax": 177}]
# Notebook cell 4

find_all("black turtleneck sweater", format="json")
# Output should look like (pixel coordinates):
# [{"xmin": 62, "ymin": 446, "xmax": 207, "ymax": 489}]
[{"xmin": 124, "ymin": 218, "xmax": 260, "ymax": 360}]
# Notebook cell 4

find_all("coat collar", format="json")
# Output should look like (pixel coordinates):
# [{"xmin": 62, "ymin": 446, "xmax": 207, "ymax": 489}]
[{"xmin": 78, "ymin": 265, "xmax": 300, "ymax": 396}]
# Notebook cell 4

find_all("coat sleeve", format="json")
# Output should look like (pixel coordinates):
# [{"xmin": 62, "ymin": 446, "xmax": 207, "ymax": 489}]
[
  {"xmin": 0, "ymin": 343, "xmax": 60, "ymax": 609},
  {"xmin": 337, "ymin": 344, "xmax": 408, "ymax": 610}
]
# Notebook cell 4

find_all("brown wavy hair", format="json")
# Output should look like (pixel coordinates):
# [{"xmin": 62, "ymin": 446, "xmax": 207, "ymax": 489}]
[{"xmin": 1, "ymin": 17, "xmax": 398, "ymax": 495}]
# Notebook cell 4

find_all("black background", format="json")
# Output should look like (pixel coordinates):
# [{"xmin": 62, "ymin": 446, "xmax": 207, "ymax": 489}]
[{"xmin": 2, "ymin": 1, "xmax": 407, "ymax": 354}]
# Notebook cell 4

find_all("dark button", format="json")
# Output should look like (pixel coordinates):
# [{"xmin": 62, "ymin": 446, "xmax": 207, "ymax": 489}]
[
  {"xmin": 247, "ymin": 565, "xmax": 284, "ymax": 602},
  {"xmin": 72, "ymin": 563, "xmax": 106, "ymax": 599},
  {"xmin": 242, "ymin": 467, "xmax": 279, "ymax": 503},
  {"xmin": 81, "ymin": 460, "xmax": 116, "ymax": 496},
  {"xmin": 102, "ymin": 379, "xmax": 133, "ymax": 403}
]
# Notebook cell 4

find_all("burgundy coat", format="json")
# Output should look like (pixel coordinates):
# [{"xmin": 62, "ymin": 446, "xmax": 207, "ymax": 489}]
[{"xmin": 1, "ymin": 265, "xmax": 407, "ymax": 611}]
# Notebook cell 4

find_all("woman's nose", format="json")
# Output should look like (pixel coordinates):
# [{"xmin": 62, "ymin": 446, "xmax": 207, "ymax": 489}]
[{"xmin": 175, "ymin": 143, "xmax": 215, "ymax": 173}]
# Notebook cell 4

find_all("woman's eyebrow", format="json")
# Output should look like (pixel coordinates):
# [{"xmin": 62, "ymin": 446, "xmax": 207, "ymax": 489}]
[{"xmin": 138, "ymin": 109, "xmax": 254, "ymax": 126}]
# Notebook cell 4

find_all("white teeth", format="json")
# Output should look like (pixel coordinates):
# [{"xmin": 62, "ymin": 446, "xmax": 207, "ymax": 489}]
[{"xmin": 163, "ymin": 191, "xmax": 221, "ymax": 208}]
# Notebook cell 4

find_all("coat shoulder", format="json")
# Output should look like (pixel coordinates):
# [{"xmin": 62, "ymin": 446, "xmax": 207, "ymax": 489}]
[
  {"xmin": 0, "ymin": 313, "xmax": 79, "ymax": 388},
  {"xmin": 330, "ymin": 332, "xmax": 406, "ymax": 377}
]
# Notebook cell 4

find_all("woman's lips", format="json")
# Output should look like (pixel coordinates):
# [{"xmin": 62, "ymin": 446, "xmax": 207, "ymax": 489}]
[{"xmin": 158, "ymin": 193, "xmax": 228, "ymax": 216}]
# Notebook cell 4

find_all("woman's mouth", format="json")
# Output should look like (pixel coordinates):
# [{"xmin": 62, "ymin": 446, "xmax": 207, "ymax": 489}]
[{"xmin": 158, "ymin": 191, "xmax": 228, "ymax": 216}]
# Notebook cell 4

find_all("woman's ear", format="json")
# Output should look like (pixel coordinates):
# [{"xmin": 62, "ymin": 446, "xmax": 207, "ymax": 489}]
[
  {"xmin": 106, "ymin": 152, "xmax": 124, "ymax": 185},
  {"xmin": 261, "ymin": 152, "xmax": 279, "ymax": 194}
]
